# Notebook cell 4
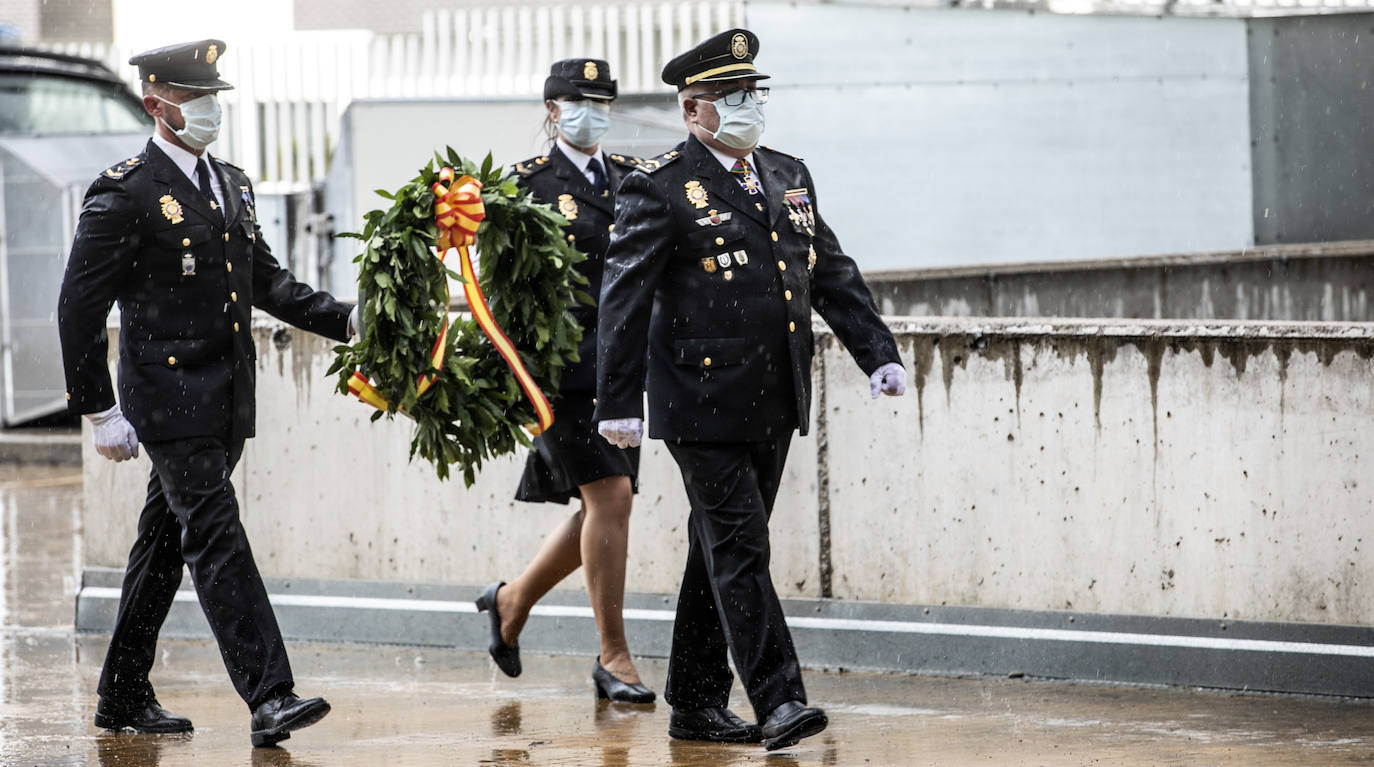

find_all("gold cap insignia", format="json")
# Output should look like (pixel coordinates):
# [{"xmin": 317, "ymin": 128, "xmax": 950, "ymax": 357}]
[
  {"xmin": 700, "ymin": 257, "xmax": 717, "ymax": 274},
  {"xmin": 684, "ymin": 180, "xmax": 709, "ymax": 210},
  {"xmin": 558, "ymin": 193, "xmax": 579, "ymax": 221},
  {"xmin": 584, "ymin": 61, "xmax": 599, "ymax": 80},
  {"xmin": 731, "ymin": 33, "xmax": 749, "ymax": 60},
  {"xmin": 205, "ymin": 44, "xmax": 219, "ymax": 65},
  {"xmin": 159, "ymin": 194, "xmax": 184, "ymax": 224}
]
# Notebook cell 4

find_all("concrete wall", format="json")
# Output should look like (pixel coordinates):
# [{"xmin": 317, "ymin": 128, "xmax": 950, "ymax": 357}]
[
  {"xmin": 867, "ymin": 240, "xmax": 1374, "ymax": 322},
  {"xmin": 84, "ymin": 315, "xmax": 1374, "ymax": 628}
]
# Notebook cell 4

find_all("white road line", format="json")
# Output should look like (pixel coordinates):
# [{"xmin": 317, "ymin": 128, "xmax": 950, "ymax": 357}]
[{"xmin": 77, "ymin": 587, "xmax": 1374, "ymax": 658}]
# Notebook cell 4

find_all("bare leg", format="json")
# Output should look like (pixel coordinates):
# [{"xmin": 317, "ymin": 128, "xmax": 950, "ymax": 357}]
[
  {"xmin": 496, "ymin": 475, "xmax": 640, "ymax": 683},
  {"xmin": 497, "ymin": 508, "xmax": 584, "ymax": 648},
  {"xmin": 579, "ymin": 475, "xmax": 640, "ymax": 684}
]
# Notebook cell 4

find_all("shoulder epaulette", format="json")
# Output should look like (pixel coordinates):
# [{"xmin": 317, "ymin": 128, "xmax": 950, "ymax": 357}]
[
  {"xmin": 100, "ymin": 155, "xmax": 145, "ymax": 182},
  {"xmin": 513, "ymin": 155, "xmax": 553, "ymax": 176},
  {"xmin": 758, "ymin": 145, "xmax": 804, "ymax": 163},
  {"xmin": 606, "ymin": 153, "xmax": 644, "ymax": 170},
  {"xmin": 631, "ymin": 148, "xmax": 682, "ymax": 174}
]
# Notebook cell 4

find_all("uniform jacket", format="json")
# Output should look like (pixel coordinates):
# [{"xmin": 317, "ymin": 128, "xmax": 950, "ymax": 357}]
[
  {"xmin": 595, "ymin": 135, "xmax": 900, "ymax": 442},
  {"xmin": 513, "ymin": 145, "xmax": 639, "ymax": 393},
  {"xmin": 58, "ymin": 139, "xmax": 352, "ymax": 443}
]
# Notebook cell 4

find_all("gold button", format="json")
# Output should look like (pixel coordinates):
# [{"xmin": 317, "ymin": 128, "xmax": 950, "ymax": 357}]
[
  {"xmin": 182, "ymin": 237, "xmax": 191, "ymax": 246},
  {"xmin": 607, "ymin": 224, "xmax": 615, "ymax": 233},
  {"xmin": 568, "ymin": 234, "xmax": 576, "ymax": 242},
  {"xmin": 226, "ymin": 262, "xmax": 232, "ymax": 272},
  {"xmin": 230, "ymin": 292, "xmax": 237, "ymax": 302},
  {"xmin": 715, "ymin": 236, "xmax": 724, "ymax": 246},
  {"xmin": 234, "ymin": 322, "xmax": 240, "ymax": 332},
  {"xmin": 167, "ymin": 356, "xmax": 177, "ymax": 365},
  {"xmin": 771, "ymin": 231, "xmax": 779, "ymax": 242},
  {"xmin": 785, "ymin": 290, "xmax": 793, "ymax": 300},
  {"xmin": 777, "ymin": 261, "xmax": 786, "ymax": 271},
  {"xmin": 704, "ymin": 357, "xmax": 712, "ymax": 367},
  {"xmin": 789, "ymin": 321, "xmax": 796, "ymax": 332},
  {"xmin": 223, "ymin": 233, "xmax": 229, "ymax": 241},
  {"xmin": 65, "ymin": 392, "xmax": 71, "ymax": 400}
]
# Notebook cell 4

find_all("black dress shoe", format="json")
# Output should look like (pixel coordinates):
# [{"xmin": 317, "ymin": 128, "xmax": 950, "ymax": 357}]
[
  {"xmin": 761, "ymin": 700, "xmax": 828, "ymax": 751},
  {"xmin": 249, "ymin": 693, "xmax": 331, "ymax": 747},
  {"xmin": 94, "ymin": 697, "xmax": 193, "ymax": 733},
  {"xmin": 668, "ymin": 706, "xmax": 762, "ymax": 743},
  {"xmin": 592, "ymin": 658, "xmax": 656, "ymax": 704},
  {"xmin": 475, "ymin": 581, "xmax": 521, "ymax": 677}
]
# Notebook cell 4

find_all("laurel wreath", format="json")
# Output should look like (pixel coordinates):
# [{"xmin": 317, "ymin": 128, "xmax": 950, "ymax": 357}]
[{"xmin": 327, "ymin": 148, "xmax": 589, "ymax": 485}]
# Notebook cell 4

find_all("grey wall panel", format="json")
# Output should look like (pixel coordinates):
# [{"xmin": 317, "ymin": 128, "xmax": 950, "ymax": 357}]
[
  {"xmin": 1249, "ymin": 15, "xmax": 1374, "ymax": 245},
  {"xmin": 747, "ymin": 5, "xmax": 1255, "ymax": 268}
]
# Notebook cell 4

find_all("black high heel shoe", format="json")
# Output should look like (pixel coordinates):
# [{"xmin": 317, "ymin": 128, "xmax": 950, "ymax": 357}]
[
  {"xmin": 592, "ymin": 658, "xmax": 656, "ymax": 704},
  {"xmin": 475, "ymin": 581, "xmax": 521, "ymax": 677}
]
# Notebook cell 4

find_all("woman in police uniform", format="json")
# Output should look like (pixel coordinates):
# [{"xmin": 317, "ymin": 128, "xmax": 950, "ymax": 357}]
[{"xmin": 474, "ymin": 58, "xmax": 653, "ymax": 703}]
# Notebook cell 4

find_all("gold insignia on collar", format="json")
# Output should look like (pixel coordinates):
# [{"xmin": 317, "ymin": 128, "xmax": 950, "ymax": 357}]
[
  {"xmin": 104, "ymin": 168, "xmax": 124, "ymax": 179},
  {"xmin": 159, "ymin": 194, "xmax": 185, "ymax": 224},
  {"xmin": 731, "ymin": 33, "xmax": 749, "ymax": 60},
  {"xmin": 206, "ymin": 44, "xmax": 219, "ymax": 65},
  {"xmin": 584, "ymin": 61, "xmax": 599, "ymax": 80},
  {"xmin": 125, "ymin": 157, "xmax": 140, "ymax": 166},
  {"xmin": 558, "ymin": 193, "xmax": 579, "ymax": 221},
  {"xmin": 684, "ymin": 180, "xmax": 709, "ymax": 210}
]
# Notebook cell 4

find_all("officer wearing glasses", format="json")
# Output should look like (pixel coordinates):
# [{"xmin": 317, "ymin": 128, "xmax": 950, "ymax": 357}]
[{"xmin": 594, "ymin": 29, "xmax": 906, "ymax": 751}]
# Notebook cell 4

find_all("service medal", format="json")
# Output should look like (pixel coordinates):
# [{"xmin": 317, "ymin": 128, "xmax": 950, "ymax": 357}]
[
  {"xmin": 558, "ymin": 193, "xmax": 579, "ymax": 221},
  {"xmin": 181, "ymin": 253, "xmax": 196, "ymax": 276},
  {"xmin": 808, "ymin": 244, "xmax": 817, "ymax": 271},
  {"xmin": 684, "ymin": 180, "xmax": 709, "ymax": 210},
  {"xmin": 159, "ymin": 194, "xmax": 184, "ymax": 224}
]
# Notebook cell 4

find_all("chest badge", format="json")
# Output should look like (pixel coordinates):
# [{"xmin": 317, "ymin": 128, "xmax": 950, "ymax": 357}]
[
  {"xmin": 784, "ymin": 188, "xmax": 816, "ymax": 236},
  {"xmin": 181, "ymin": 253, "xmax": 196, "ymax": 276},
  {"xmin": 159, "ymin": 194, "xmax": 185, "ymax": 224},
  {"xmin": 684, "ymin": 180, "xmax": 709, "ymax": 210},
  {"xmin": 700, "ymin": 257, "xmax": 717, "ymax": 274},
  {"xmin": 241, "ymin": 186, "xmax": 255, "ymax": 221},
  {"xmin": 558, "ymin": 193, "xmax": 579, "ymax": 221}
]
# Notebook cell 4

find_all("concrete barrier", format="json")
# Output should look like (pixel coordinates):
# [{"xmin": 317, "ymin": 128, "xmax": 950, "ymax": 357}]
[{"xmin": 78, "ymin": 315, "xmax": 1374, "ymax": 695}]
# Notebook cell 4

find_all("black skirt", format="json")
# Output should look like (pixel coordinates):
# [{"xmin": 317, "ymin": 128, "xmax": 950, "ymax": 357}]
[{"xmin": 514, "ymin": 393, "xmax": 640, "ymax": 505}]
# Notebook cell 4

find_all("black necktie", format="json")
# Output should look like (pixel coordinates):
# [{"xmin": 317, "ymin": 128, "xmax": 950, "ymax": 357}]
[
  {"xmin": 588, "ymin": 157, "xmax": 607, "ymax": 193},
  {"xmin": 195, "ymin": 158, "xmax": 222, "ymax": 218}
]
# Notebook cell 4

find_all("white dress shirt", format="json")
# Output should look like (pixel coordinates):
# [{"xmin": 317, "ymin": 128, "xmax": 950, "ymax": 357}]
[
  {"xmin": 556, "ymin": 136, "xmax": 605, "ymax": 186},
  {"xmin": 152, "ymin": 132, "xmax": 225, "ymax": 207}
]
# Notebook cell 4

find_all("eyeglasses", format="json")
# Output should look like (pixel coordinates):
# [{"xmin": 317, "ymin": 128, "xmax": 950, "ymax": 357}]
[{"xmin": 695, "ymin": 87, "xmax": 769, "ymax": 107}]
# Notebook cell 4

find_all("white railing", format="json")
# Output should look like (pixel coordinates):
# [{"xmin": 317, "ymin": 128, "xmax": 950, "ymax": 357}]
[{"xmin": 41, "ymin": 2, "xmax": 743, "ymax": 190}]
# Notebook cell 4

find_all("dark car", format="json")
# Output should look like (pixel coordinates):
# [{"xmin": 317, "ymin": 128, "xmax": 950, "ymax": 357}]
[{"xmin": 0, "ymin": 47, "xmax": 149, "ymax": 136}]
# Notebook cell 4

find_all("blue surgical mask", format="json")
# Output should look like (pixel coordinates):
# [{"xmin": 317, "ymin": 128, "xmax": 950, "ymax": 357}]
[
  {"xmin": 154, "ymin": 93, "xmax": 222, "ymax": 151},
  {"xmin": 558, "ymin": 100, "xmax": 611, "ymax": 148},
  {"xmin": 707, "ymin": 97, "xmax": 765, "ymax": 150}
]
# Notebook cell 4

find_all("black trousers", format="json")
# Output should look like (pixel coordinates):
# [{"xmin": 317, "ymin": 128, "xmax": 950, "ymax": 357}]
[
  {"xmin": 96, "ymin": 436, "xmax": 293, "ymax": 711},
  {"xmin": 663, "ymin": 438, "xmax": 806, "ymax": 720}
]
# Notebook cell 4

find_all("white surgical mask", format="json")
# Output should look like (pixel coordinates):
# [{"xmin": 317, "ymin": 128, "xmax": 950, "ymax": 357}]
[
  {"xmin": 558, "ymin": 100, "xmax": 611, "ymax": 148},
  {"xmin": 706, "ymin": 97, "xmax": 765, "ymax": 150},
  {"xmin": 154, "ymin": 93, "xmax": 222, "ymax": 151}
]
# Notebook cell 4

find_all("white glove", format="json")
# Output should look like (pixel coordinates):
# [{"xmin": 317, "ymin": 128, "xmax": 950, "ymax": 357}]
[
  {"xmin": 86, "ymin": 404, "xmax": 139, "ymax": 462},
  {"xmin": 869, "ymin": 362, "xmax": 907, "ymax": 399},
  {"xmin": 347, "ymin": 305, "xmax": 360, "ymax": 338},
  {"xmin": 598, "ymin": 417, "xmax": 643, "ymax": 448}
]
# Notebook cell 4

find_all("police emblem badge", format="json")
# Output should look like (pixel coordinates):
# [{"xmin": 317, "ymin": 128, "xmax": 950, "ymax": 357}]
[
  {"xmin": 731, "ymin": 33, "xmax": 749, "ymax": 60},
  {"xmin": 205, "ymin": 43, "xmax": 219, "ymax": 65},
  {"xmin": 700, "ymin": 257, "xmax": 717, "ymax": 274},
  {"xmin": 159, "ymin": 194, "xmax": 185, "ymax": 224},
  {"xmin": 584, "ymin": 61, "xmax": 599, "ymax": 80},
  {"xmin": 685, "ymin": 180, "xmax": 709, "ymax": 210},
  {"xmin": 558, "ymin": 193, "xmax": 579, "ymax": 221}
]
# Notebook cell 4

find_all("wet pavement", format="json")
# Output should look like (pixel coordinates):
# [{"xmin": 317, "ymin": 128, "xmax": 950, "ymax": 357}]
[{"xmin": 5, "ymin": 463, "xmax": 1374, "ymax": 766}]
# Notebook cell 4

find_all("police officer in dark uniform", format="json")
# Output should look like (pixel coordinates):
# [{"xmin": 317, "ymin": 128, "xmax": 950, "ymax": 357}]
[
  {"xmin": 594, "ymin": 30, "xmax": 907, "ymax": 750},
  {"xmin": 57, "ymin": 40, "xmax": 352, "ymax": 747},
  {"xmin": 476, "ymin": 58, "xmax": 656, "ymax": 704}
]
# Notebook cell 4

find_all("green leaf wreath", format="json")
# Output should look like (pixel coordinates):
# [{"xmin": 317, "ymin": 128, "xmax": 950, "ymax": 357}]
[{"xmin": 327, "ymin": 147, "xmax": 589, "ymax": 485}]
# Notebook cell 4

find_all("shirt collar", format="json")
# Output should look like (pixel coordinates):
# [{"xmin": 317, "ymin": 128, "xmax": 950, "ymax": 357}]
[
  {"xmin": 151, "ymin": 132, "xmax": 205, "ymax": 183},
  {"xmin": 704, "ymin": 143, "xmax": 756, "ymax": 174},
  {"xmin": 556, "ymin": 137, "xmax": 602, "ymax": 174}
]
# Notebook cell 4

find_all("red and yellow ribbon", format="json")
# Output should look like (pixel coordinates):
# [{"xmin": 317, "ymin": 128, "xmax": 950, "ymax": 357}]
[{"xmin": 349, "ymin": 167, "xmax": 554, "ymax": 437}]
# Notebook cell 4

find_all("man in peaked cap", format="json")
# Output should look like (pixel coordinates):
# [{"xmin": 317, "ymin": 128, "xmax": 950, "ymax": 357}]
[
  {"xmin": 594, "ymin": 29, "xmax": 907, "ymax": 750},
  {"xmin": 58, "ymin": 39, "xmax": 354, "ymax": 746}
]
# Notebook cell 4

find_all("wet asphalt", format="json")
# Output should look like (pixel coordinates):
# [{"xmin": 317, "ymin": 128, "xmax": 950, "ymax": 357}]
[{"xmin": 3, "ymin": 463, "xmax": 1374, "ymax": 766}]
